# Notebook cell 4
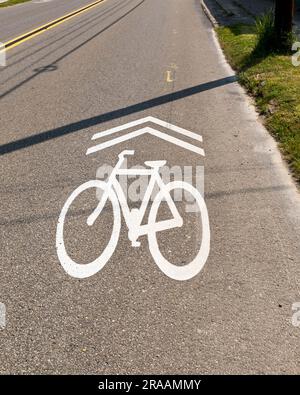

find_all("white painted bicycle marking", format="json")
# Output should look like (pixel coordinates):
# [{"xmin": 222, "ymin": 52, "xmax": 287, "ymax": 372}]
[{"xmin": 56, "ymin": 118, "xmax": 210, "ymax": 281}]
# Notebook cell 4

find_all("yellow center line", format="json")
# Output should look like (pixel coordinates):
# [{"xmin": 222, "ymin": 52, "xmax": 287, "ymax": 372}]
[{"xmin": 1, "ymin": 0, "xmax": 107, "ymax": 52}]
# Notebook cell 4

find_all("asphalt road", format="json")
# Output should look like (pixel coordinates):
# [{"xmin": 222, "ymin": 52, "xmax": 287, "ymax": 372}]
[
  {"xmin": 0, "ymin": 0, "xmax": 300, "ymax": 374},
  {"xmin": 0, "ymin": 0, "xmax": 99, "ymax": 41}
]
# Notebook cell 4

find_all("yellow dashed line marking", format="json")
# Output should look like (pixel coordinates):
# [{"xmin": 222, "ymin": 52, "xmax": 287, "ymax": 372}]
[{"xmin": 166, "ymin": 70, "xmax": 174, "ymax": 83}]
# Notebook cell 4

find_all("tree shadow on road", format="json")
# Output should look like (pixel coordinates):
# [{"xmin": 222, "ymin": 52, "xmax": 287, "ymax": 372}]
[
  {"xmin": 0, "ymin": 75, "xmax": 237, "ymax": 155},
  {"xmin": 0, "ymin": 0, "xmax": 146, "ymax": 100}
]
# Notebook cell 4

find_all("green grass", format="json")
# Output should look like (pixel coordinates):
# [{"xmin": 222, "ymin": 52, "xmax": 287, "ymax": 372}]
[
  {"xmin": 0, "ymin": 0, "xmax": 31, "ymax": 8},
  {"xmin": 217, "ymin": 24, "xmax": 300, "ymax": 183}
]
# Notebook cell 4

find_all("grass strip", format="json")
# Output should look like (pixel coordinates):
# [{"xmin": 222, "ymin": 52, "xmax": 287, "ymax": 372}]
[{"xmin": 217, "ymin": 24, "xmax": 300, "ymax": 182}]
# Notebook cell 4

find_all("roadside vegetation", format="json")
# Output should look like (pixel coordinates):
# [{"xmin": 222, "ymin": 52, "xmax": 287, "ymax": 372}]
[
  {"xmin": 217, "ymin": 20, "xmax": 300, "ymax": 183},
  {"xmin": 0, "ymin": 0, "xmax": 31, "ymax": 8}
]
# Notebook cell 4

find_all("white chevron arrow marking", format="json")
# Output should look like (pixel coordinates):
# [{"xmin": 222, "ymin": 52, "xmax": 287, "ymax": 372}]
[{"xmin": 86, "ymin": 117, "xmax": 204, "ymax": 156}]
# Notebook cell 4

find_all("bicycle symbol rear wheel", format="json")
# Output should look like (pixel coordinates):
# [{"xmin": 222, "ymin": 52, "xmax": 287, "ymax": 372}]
[
  {"xmin": 56, "ymin": 180, "xmax": 121, "ymax": 279},
  {"xmin": 148, "ymin": 181, "xmax": 210, "ymax": 281}
]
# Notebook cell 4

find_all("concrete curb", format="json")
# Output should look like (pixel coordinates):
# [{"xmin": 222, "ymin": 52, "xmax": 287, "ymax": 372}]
[{"xmin": 200, "ymin": 0, "xmax": 219, "ymax": 27}]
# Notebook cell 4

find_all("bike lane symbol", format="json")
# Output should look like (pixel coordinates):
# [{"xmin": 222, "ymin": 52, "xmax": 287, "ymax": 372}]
[{"xmin": 56, "ymin": 117, "xmax": 210, "ymax": 281}]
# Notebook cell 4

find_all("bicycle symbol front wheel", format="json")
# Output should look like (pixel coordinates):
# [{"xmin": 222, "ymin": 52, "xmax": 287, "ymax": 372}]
[
  {"xmin": 56, "ymin": 180, "xmax": 121, "ymax": 279},
  {"xmin": 148, "ymin": 181, "xmax": 210, "ymax": 281}
]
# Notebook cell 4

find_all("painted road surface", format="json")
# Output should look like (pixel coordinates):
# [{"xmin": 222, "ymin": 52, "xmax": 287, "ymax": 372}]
[{"xmin": 0, "ymin": 0, "xmax": 300, "ymax": 374}]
